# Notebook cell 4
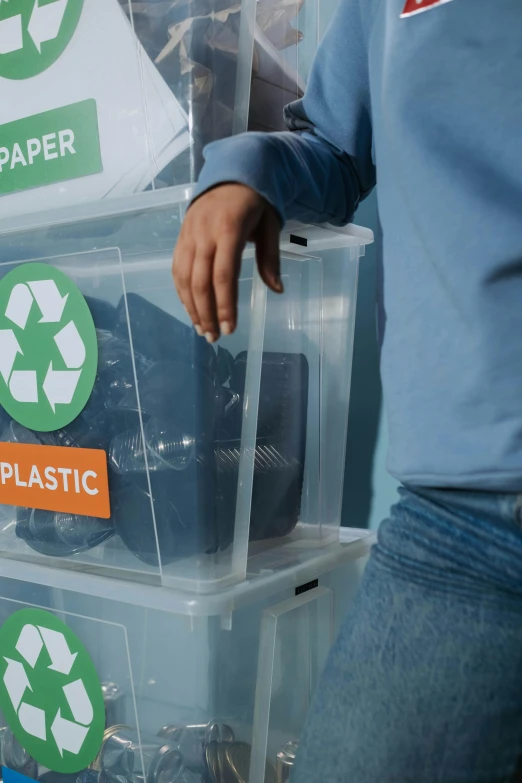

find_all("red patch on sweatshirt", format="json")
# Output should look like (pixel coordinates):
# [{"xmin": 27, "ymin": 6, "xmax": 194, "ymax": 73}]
[{"xmin": 401, "ymin": 0, "xmax": 454, "ymax": 18}]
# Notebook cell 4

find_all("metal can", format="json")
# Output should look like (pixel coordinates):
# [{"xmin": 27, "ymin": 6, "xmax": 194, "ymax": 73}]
[
  {"xmin": 92, "ymin": 725, "xmax": 184, "ymax": 783},
  {"xmin": 158, "ymin": 723, "xmax": 234, "ymax": 774},
  {"xmin": 101, "ymin": 684, "xmax": 125, "ymax": 729},
  {"xmin": 90, "ymin": 726, "xmax": 130, "ymax": 773},
  {"xmin": 275, "ymin": 741, "xmax": 298, "ymax": 783},
  {"xmin": 223, "ymin": 742, "xmax": 276, "ymax": 783}
]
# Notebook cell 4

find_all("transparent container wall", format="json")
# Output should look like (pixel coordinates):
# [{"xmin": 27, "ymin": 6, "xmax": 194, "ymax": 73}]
[
  {"xmin": 116, "ymin": 254, "xmax": 265, "ymax": 591},
  {"xmin": 0, "ymin": 249, "xmax": 167, "ymax": 581},
  {"xmin": 242, "ymin": 252, "xmax": 319, "ymax": 552},
  {"xmin": 0, "ymin": 547, "xmax": 364, "ymax": 783},
  {"xmin": 258, "ymin": 243, "xmax": 359, "ymax": 554},
  {"xmin": 318, "ymin": 245, "xmax": 360, "ymax": 530},
  {"xmin": 250, "ymin": 588, "xmax": 333, "ymax": 783},
  {"xmin": 249, "ymin": 0, "xmax": 340, "ymax": 132}
]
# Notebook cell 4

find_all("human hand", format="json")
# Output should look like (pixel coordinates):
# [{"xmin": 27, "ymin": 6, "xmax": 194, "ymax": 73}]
[{"xmin": 173, "ymin": 184, "xmax": 282, "ymax": 343}]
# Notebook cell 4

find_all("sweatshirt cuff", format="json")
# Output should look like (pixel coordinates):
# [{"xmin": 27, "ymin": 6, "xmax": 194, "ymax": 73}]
[{"xmin": 191, "ymin": 134, "xmax": 292, "ymax": 225}]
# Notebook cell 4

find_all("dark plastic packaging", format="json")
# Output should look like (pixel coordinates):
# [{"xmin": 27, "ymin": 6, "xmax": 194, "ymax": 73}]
[{"xmin": 115, "ymin": 294, "xmax": 218, "ymax": 379}]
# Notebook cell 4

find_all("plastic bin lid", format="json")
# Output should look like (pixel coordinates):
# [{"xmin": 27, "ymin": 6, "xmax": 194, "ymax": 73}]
[
  {"xmin": 0, "ymin": 532, "xmax": 374, "ymax": 618},
  {"xmin": 283, "ymin": 222, "xmax": 374, "ymax": 249},
  {"xmin": 0, "ymin": 187, "xmax": 375, "ymax": 250}
]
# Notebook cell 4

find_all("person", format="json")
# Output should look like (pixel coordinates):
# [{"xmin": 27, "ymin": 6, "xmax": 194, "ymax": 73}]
[{"xmin": 173, "ymin": 0, "xmax": 522, "ymax": 779}]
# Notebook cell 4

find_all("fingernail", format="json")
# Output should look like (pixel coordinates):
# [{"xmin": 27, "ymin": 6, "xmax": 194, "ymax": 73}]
[
  {"xmin": 205, "ymin": 332, "xmax": 216, "ymax": 344},
  {"xmin": 274, "ymin": 276, "xmax": 284, "ymax": 294},
  {"xmin": 194, "ymin": 325, "xmax": 203, "ymax": 337},
  {"xmin": 220, "ymin": 321, "xmax": 232, "ymax": 336}
]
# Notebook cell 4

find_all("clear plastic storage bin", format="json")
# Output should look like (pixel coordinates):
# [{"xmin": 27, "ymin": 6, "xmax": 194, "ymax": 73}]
[
  {"xmin": 0, "ymin": 189, "xmax": 373, "ymax": 591},
  {"xmin": 0, "ymin": 0, "xmax": 256, "ymax": 220},
  {"xmin": 0, "ymin": 533, "xmax": 372, "ymax": 783}
]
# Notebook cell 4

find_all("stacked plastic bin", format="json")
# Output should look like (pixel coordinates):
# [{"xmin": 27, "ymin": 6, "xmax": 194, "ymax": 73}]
[{"xmin": 0, "ymin": 2, "xmax": 372, "ymax": 783}]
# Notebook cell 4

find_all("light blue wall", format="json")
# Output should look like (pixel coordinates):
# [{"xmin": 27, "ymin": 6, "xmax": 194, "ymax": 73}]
[
  {"xmin": 367, "ymin": 410, "xmax": 401, "ymax": 530},
  {"xmin": 341, "ymin": 191, "xmax": 400, "ymax": 532}
]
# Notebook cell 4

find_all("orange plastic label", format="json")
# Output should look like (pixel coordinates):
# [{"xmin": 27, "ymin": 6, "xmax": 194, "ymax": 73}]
[{"xmin": 0, "ymin": 442, "xmax": 110, "ymax": 519}]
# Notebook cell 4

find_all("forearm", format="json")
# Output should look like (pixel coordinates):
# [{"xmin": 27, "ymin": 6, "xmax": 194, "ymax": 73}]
[{"xmin": 193, "ymin": 130, "xmax": 363, "ymax": 226}]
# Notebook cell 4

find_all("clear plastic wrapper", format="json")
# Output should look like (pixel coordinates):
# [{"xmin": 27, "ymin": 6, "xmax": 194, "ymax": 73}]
[
  {"xmin": 119, "ymin": 0, "xmax": 251, "ymax": 183},
  {"xmin": 255, "ymin": 0, "xmax": 304, "ymax": 49},
  {"xmin": 120, "ymin": 0, "xmax": 305, "ymax": 169},
  {"xmin": 249, "ymin": 26, "xmax": 305, "ymax": 133},
  {"xmin": 14, "ymin": 508, "xmax": 116, "ymax": 559}
]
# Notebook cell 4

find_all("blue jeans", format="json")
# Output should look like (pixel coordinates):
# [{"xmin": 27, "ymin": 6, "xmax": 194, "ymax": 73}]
[{"xmin": 293, "ymin": 487, "xmax": 522, "ymax": 782}]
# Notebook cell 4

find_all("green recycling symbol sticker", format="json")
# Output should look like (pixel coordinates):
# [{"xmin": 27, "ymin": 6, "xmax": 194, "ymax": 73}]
[
  {"xmin": 0, "ymin": 0, "xmax": 84, "ymax": 81},
  {"xmin": 0, "ymin": 262, "xmax": 98, "ymax": 432},
  {"xmin": 0, "ymin": 608, "xmax": 105, "ymax": 773}
]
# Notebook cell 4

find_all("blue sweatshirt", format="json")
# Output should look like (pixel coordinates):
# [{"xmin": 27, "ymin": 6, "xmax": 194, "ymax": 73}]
[{"xmin": 195, "ymin": 0, "xmax": 522, "ymax": 491}]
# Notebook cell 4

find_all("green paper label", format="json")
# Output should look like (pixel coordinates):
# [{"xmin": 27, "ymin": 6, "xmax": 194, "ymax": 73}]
[
  {"xmin": 0, "ymin": 0, "xmax": 84, "ymax": 81},
  {"xmin": 0, "ymin": 100, "xmax": 102, "ymax": 196},
  {"xmin": 0, "ymin": 608, "xmax": 105, "ymax": 773},
  {"xmin": 0, "ymin": 262, "xmax": 98, "ymax": 432}
]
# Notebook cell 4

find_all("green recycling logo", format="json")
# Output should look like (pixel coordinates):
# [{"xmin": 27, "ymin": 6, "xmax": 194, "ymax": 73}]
[
  {"xmin": 0, "ymin": 608, "xmax": 105, "ymax": 773},
  {"xmin": 0, "ymin": 0, "xmax": 84, "ymax": 81},
  {"xmin": 0, "ymin": 262, "xmax": 98, "ymax": 432}
]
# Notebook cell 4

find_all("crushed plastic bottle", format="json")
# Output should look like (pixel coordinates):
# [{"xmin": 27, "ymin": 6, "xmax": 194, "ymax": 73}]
[
  {"xmin": 110, "ymin": 419, "xmax": 197, "ymax": 474},
  {"xmin": 15, "ymin": 507, "xmax": 116, "ymax": 558}
]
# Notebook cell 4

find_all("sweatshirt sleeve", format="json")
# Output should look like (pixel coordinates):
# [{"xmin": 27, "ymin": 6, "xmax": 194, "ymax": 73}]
[{"xmin": 192, "ymin": 0, "xmax": 375, "ymax": 226}]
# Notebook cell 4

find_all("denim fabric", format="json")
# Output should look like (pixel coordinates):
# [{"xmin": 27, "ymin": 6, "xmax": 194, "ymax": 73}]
[{"xmin": 292, "ymin": 487, "xmax": 522, "ymax": 782}]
